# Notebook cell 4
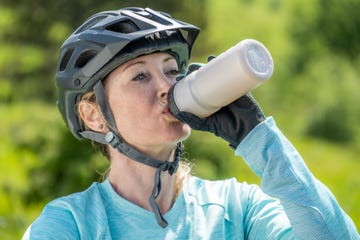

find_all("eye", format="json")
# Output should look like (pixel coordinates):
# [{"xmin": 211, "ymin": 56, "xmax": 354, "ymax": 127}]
[
  {"xmin": 132, "ymin": 72, "xmax": 149, "ymax": 82},
  {"xmin": 166, "ymin": 69, "xmax": 180, "ymax": 76}
]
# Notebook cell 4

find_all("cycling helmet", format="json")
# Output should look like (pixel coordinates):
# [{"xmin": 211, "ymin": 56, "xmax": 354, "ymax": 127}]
[
  {"xmin": 55, "ymin": 7, "xmax": 200, "ymax": 228},
  {"xmin": 56, "ymin": 7, "xmax": 199, "ymax": 139}
]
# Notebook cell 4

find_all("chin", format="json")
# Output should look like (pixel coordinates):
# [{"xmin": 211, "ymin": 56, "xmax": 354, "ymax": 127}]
[
  {"xmin": 179, "ymin": 124, "xmax": 191, "ymax": 141},
  {"xmin": 158, "ymin": 120, "xmax": 191, "ymax": 144},
  {"xmin": 165, "ymin": 124, "xmax": 191, "ymax": 143}
]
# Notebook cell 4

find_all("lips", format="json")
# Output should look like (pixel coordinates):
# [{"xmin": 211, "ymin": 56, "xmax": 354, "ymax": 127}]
[
  {"xmin": 163, "ymin": 106, "xmax": 171, "ymax": 114},
  {"xmin": 163, "ymin": 106, "xmax": 179, "ymax": 122}
]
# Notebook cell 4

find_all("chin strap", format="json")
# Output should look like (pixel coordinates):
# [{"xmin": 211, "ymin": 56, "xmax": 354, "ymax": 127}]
[
  {"xmin": 79, "ymin": 81, "xmax": 182, "ymax": 228},
  {"xmin": 80, "ymin": 130, "xmax": 182, "ymax": 228},
  {"xmin": 148, "ymin": 142, "xmax": 182, "ymax": 228}
]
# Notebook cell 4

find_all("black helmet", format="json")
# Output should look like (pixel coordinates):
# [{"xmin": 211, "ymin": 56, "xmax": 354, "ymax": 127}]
[{"xmin": 56, "ymin": 7, "xmax": 199, "ymax": 139}]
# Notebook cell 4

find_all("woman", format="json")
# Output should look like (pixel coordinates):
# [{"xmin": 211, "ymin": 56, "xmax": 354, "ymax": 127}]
[{"xmin": 23, "ymin": 7, "xmax": 359, "ymax": 239}]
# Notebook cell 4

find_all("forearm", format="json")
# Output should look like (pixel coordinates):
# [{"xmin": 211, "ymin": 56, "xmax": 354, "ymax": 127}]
[{"xmin": 235, "ymin": 117, "xmax": 359, "ymax": 240}]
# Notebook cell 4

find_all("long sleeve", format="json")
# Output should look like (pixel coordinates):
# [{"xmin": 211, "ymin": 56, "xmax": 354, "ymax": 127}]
[{"xmin": 235, "ymin": 117, "xmax": 359, "ymax": 240}]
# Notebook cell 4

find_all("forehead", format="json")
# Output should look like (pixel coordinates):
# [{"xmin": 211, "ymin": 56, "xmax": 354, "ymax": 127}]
[
  {"xmin": 104, "ymin": 52, "xmax": 178, "ymax": 83},
  {"xmin": 123, "ymin": 52, "xmax": 177, "ymax": 67}
]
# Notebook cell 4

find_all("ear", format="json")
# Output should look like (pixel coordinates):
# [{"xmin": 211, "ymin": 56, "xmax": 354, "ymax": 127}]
[{"xmin": 78, "ymin": 100, "xmax": 106, "ymax": 132}]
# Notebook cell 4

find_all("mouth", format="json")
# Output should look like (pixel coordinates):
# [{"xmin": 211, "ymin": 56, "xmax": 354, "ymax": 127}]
[
  {"xmin": 163, "ymin": 106, "xmax": 172, "ymax": 114},
  {"xmin": 163, "ymin": 106, "xmax": 179, "ymax": 122}
]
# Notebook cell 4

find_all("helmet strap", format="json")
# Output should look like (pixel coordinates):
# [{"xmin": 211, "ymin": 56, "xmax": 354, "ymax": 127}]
[
  {"xmin": 93, "ymin": 81, "xmax": 117, "ymax": 129},
  {"xmin": 79, "ymin": 80, "xmax": 182, "ymax": 228}
]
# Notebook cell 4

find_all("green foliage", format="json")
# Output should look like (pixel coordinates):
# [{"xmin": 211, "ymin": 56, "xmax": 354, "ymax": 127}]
[
  {"xmin": 315, "ymin": 0, "xmax": 360, "ymax": 59},
  {"xmin": 1, "ymin": 0, "xmax": 360, "ymax": 237},
  {"xmin": 0, "ymin": 102, "xmax": 108, "ymax": 238},
  {"xmin": 284, "ymin": 0, "xmax": 360, "ymax": 142}
]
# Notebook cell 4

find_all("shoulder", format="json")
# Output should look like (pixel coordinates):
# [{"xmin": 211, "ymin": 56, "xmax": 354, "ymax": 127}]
[
  {"xmin": 48, "ymin": 181, "xmax": 104, "ymax": 211},
  {"xmin": 42, "ymin": 181, "xmax": 105, "ymax": 218},
  {"xmin": 28, "ymin": 181, "xmax": 109, "ymax": 239}
]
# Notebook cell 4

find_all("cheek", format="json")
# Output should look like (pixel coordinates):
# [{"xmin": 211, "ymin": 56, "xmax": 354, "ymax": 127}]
[
  {"xmin": 111, "ymin": 100, "xmax": 146, "ymax": 126},
  {"xmin": 109, "ymin": 86, "xmax": 151, "ymax": 116},
  {"xmin": 109, "ymin": 94, "xmax": 153, "ymax": 133},
  {"xmin": 111, "ymin": 106, "xmax": 143, "ymax": 143}
]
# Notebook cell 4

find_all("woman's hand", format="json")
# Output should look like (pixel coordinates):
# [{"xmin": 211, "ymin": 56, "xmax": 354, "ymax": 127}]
[{"xmin": 174, "ymin": 92, "xmax": 266, "ymax": 148}]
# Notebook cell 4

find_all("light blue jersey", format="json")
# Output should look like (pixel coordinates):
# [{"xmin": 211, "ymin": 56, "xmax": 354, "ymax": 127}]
[{"xmin": 23, "ymin": 118, "xmax": 360, "ymax": 239}]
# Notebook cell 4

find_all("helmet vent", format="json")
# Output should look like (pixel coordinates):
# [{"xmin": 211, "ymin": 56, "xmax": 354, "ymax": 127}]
[
  {"xmin": 75, "ymin": 15, "xmax": 108, "ymax": 34},
  {"xmin": 146, "ymin": 12, "xmax": 172, "ymax": 26},
  {"xmin": 106, "ymin": 20, "xmax": 140, "ymax": 33},
  {"xmin": 59, "ymin": 48, "xmax": 74, "ymax": 71},
  {"xmin": 75, "ymin": 50, "xmax": 98, "ymax": 68}
]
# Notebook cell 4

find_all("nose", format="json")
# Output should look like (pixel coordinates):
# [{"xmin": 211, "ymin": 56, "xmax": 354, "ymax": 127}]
[{"xmin": 157, "ymin": 73, "xmax": 175, "ymax": 100}]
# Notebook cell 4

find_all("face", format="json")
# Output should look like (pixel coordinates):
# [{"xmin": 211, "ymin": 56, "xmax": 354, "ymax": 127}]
[{"xmin": 104, "ymin": 52, "xmax": 191, "ymax": 157}]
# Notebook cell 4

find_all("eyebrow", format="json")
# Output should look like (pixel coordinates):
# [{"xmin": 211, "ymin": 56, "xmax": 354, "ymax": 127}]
[
  {"xmin": 163, "ymin": 56, "xmax": 176, "ymax": 63},
  {"xmin": 122, "ymin": 60, "xmax": 146, "ymax": 72},
  {"xmin": 122, "ymin": 56, "xmax": 177, "ymax": 72}
]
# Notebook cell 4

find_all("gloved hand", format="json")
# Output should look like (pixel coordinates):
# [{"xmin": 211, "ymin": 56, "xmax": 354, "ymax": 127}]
[{"xmin": 173, "ymin": 61, "xmax": 266, "ymax": 148}]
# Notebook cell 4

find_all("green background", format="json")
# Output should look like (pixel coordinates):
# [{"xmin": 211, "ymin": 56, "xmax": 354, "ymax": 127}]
[{"xmin": 1, "ymin": 0, "xmax": 359, "ymax": 238}]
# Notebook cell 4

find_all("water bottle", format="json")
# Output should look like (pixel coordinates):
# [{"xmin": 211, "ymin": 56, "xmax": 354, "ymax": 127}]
[{"xmin": 168, "ymin": 39, "xmax": 274, "ymax": 117}]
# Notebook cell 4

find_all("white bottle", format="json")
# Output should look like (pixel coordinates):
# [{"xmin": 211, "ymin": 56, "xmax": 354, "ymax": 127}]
[{"xmin": 168, "ymin": 39, "xmax": 274, "ymax": 117}]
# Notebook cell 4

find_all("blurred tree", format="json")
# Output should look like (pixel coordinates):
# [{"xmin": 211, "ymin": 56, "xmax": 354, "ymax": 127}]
[
  {"xmin": 283, "ymin": 0, "xmax": 360, "ymax": 142},
  {"xmin": 289, "ymin": 0, "xmax": 360, "ymax": 70},
  {"xmin": 0, "ymin": 0, "xmax": 207, "ymax": 102},
  {"xmin": 316, "ymin": 0, "xmax": 360, "ymax": 59}
]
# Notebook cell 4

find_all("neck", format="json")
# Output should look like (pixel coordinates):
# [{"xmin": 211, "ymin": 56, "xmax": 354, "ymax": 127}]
[{"xmin": 108, "ymin": 149, "xmax": 179, "ymax": 214}]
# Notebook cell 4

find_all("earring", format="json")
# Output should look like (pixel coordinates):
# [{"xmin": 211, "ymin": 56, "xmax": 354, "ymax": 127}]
[{"xmin": 98, "ymin": 124, "xmax": 104, "ymax": 130}]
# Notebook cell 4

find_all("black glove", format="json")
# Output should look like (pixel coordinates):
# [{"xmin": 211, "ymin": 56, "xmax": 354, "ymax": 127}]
[{"xmin": 173, "ymin": 61, "xmax": 266, "ymax": 148}]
